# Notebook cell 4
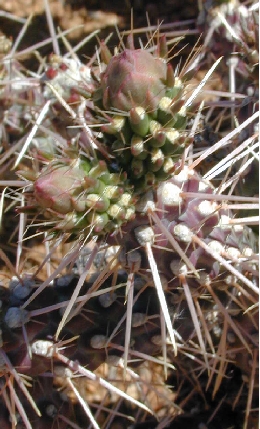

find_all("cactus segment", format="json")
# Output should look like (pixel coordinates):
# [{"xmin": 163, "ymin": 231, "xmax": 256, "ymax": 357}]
[
  {"xmin": 100, "ymin": 49, "xmax": 167, "ymax": 112},
  {"xmin": 24, "ymin": 153, "xmax": 135, "ymax": 238},
  {"xmin": 90, "ymin": 40, "xmax": 193, "ymax": 192},
  {"xmin": 26, "ymin": 37, "xmax": 195, "ymax": 231}
]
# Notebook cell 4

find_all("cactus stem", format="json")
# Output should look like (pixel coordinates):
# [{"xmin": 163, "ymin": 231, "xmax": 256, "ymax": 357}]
[{"xmin": 0, "ymin": 12, "xmax": 257, "ymax": 427}]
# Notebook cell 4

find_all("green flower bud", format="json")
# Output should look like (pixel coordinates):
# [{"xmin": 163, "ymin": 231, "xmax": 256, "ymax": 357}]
[
  {"xmin": 149, "ymin": 130, "xmax": 167, "ymax": 148},
  {"xmin": 131, "ymin": 135, "xmax": 147, "ymax": 159},
  {"xmin": 101, "ymin": 115, "xmax": 125, "ymax": 134},
  {"xmin": 107, "ymin": 204, "xmax": 125, "ymax": 220},
  {"xmin": 148, "ymin": 148, "xmax": 165, "ymax": 172},
  {"xmin": 87, "ymin": 211, "xmax": 109, "ymax": 233},
  {"xmin": 129, "ymin": 106, "xmax": 150, "ymax": 136},
  {"xmin": 117, "ymin": 192, "xmax": 133, "ymax": 207},
  {"xmin": 125, "ymin": 207, "xmax": 136, "ymax": 221},
  {"xmin": 172, "ymin": 106, "xmax": 187, "ymax": 129},
  {"xmin": 163, "ymin": 130, "xmax": 180, "ymax": 155},
  {"xmin": 158, "ymin": 97, "xmax": 176, "ymax": 127},
  {"xmin": 131, "ymin": 158, "xmax": 145, "ymax": 178},
  {"xmin": 166, "ymin": 77, "xmax": 183, "ymax": 98},
  {"xmin": 56, "ymin": 212, "xmax": 88, "ymax": 231},
  {"xmin": 156, "ymin": 157, "xmax": 176, "ymax": 180},
  {"xmin": 89, "ymin": 161, "xmax": 109, "ymax": 179},
  {"xmin": 112, "ymin": 140, "xmax": 132, "ymax": 164},
  {"xmin": 85, "ymin": 193, "xmax": 110, "ymax": 212},
  {"xmin": 149, "ymin": 119, "xmax": 161, "ymax": 135},
  {"xmin": 103, "ymin": 185, "xmax": 123, "ymax": 200}
]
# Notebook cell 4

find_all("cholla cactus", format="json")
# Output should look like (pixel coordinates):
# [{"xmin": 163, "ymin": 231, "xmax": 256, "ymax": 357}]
[
  {"xmin": 198, "ymin": 0, "xmax": 259, "ymax": 82},
  {"xmin": 0, "ymin": 9, "xmax": 258, "ymax": 429},
  {"xmin": 0, "ymin": 33, "xmax": 43, "ymax": 167},
  {"xmin": 18, "ymin": 35, "xmax": 196, "ymax": 239}
]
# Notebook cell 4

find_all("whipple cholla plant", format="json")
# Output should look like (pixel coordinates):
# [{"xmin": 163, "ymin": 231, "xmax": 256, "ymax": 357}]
[{"xmin": 0, "ymin": 6, "xmax": 258, "ymax": 429}]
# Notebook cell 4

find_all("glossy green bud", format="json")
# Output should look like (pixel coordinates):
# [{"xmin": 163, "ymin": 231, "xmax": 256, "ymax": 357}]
[
  {"xmin": 129, "ymin": 106, "xmax": 150, "ymax": 136},
  {"xmin": 131, "ymin": 135, "xmax": 147, "ymax": 159},
  {"xmin": 85, "ymin": 194, "xmax": 110, "ymax": 212}
]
